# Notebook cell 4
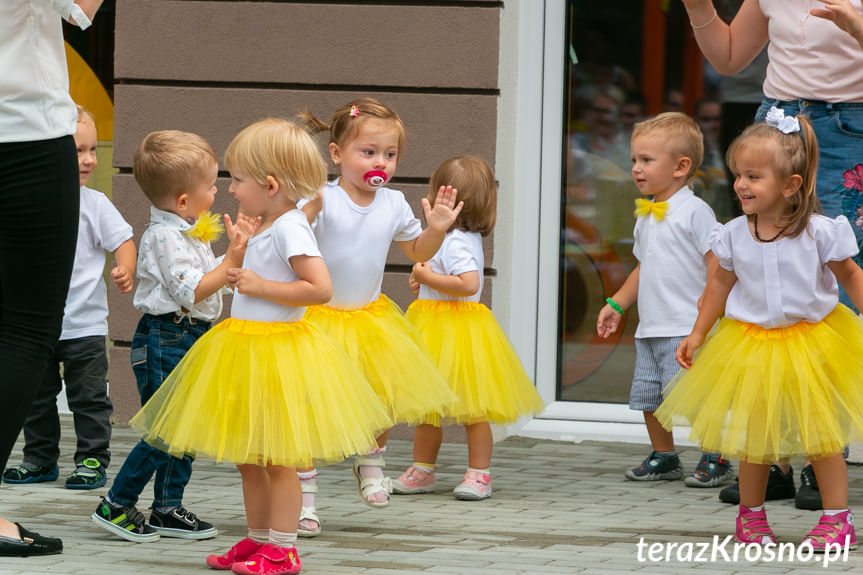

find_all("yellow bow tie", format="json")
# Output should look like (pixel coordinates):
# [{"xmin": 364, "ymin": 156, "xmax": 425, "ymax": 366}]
[
  {"xmin": 634, "ymin": 198, "xmax": 668, "ymax": 221},
  {"xmin": 184, "ymin": 211, "xmax": 224, "ymax": 243}
]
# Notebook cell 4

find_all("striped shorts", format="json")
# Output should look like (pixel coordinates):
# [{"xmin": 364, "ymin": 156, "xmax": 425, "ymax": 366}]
[{"xmin": 629, "ymin": 336, "xmax": 685, "ymax": 412}]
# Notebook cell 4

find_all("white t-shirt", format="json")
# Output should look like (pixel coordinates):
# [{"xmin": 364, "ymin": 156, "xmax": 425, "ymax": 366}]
[
  {"xmin": 310, "ymin": 180, "xmax": 421, "ymax": 310},
  {"xmin": 418, "ymin": 229, "xmax": 483, "ymax": 303},
  {"xmin": 759, "ymin": 0, "xmax": 863, "ymax": 102},
  {"xmin": 633, "ymin": 186, "xmax": 716, "ymax": 338},
  {"xmin": 0, "ymin": 1, "xmax": 91, "ymax": 143},
  {"xmin": 133, "ymin": 206, "xmax": 223, "ymax": 321},
  {"xmin": 61, "ymin": 186, "xmax": 133, "ymax": 340},
  {"xmin": 712, "ymin": 214, "xmax": 858, "ymax": 328},
  {"xmin": 231, "ymin": 209, "xmax": 321, "ymax": 323}
]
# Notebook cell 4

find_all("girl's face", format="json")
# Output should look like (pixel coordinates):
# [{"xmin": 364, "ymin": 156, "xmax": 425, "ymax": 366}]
[
  {"xmin": 228, "ymin": 169, "xmax": 270, "ymax": 218},
  {"xmin": 75, "ymin": 120, "xmax": 98, "ymax": 187},
  {"xmin": 330, "ymin": 118, "xmax": 400, "ymax": 200},
  {"xmin": 732, "ymin": 150, "xmax": 799, "ymax": 218}
]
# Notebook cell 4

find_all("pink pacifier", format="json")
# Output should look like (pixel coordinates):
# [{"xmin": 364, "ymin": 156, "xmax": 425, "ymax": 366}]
[{"xmin": 363, "ymin": 170, "xmax": 388, "ymax": 189}]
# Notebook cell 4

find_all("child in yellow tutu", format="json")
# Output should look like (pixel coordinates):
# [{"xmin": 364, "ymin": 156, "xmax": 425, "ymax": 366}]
[
  {"xmin": 294, "ymin": 97, "xmax": 460, "ymax": 530},
  {"xmin": 390, "ymin": 155, "xmax": 545, "ymax": 501},
  {"xmin": 657, "ymin": 108, "xmax": 863, "ymax": 551},
  {"xmin": 129, "ymin": 119, "xmax": 392, "ymax": 574}
]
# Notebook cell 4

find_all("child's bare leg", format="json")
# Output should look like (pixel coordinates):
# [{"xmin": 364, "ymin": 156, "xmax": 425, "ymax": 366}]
[
  {"xmin": 413, "ymin": 424, "xmax": 443, "ymax": 465},
  {"xmin": 267, "ymin": 466, "xmax": 301, "ymax": 534},
  {"xmin": 238, "ymin": 464, "xmax": 271, "ymax": 530},
  {"xmin": 738, "ymin": 461, "xmax": 770, "ymax": 508},
  {"xmin": 810, "ymin": 453, "xmax": 847, "ymax": 510},
  {"xmin": 644, "ymin": 412, "xmax": 674, "ymax": 452},
  {"xmin": 466, "ymin": 422, "xmax": 493, "ymax": 470}
]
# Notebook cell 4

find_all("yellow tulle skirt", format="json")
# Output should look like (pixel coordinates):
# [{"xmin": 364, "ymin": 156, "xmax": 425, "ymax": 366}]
[
  {"xmin": 303, "ymin": 295, "xmax": 459, "ymax": 424},
  {"xmin": 406, "ymin": 300, "xmax": 545, "ymax": 425},
  {"xmin": 656, "ymin": 305, "xmax": 863, "ymax": 463},
  {"xmin": 129, "ymin": 318, "xmax": 392, "ymax": 468}
]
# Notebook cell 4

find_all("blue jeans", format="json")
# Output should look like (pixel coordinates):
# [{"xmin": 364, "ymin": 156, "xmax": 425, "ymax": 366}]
[
  {"xmin": 756, "ymin": 98, "xmax": 863, "ymax": 309},
  {"xmin": 108, "ymin": 313, "xmax": 210, "ymax": 508}
]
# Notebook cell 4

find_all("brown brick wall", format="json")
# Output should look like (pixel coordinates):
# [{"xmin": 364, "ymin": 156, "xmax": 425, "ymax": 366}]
[{"xmin": 110, "ymin": 0, "xmax": 501, "ymax": 422}]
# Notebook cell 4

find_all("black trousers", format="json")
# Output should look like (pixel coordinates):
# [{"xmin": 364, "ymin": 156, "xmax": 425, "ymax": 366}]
[{"xmin": 0, "ymin": 136, "xmax": 79, "ymax": 473}]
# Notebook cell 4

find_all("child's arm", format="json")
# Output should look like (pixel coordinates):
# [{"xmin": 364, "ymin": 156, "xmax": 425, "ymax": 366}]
[
  {"xmin": 408, "ymin": 269, "xmax": 421, "ymax": 297},
  {"xmin": 109, "ymin": 239, "xmax": 137, "ymax": 294},
  {"xmin": 596, "ymin": 264, "xmax": 639, "ymax": 338},
  {"xmin": 300, "ymin": 195, "xmax": 323, "ymax": 225},
  {"xmin": 398, "ymin": 185, "xmax": 464, "ymax": 262},
  {"xmin": 193, "ymin": 214, "xmax": 256, "ymax": 303},
  {"xmin": 811, "ymin": 0, "xmax": 863, "ymax": 50},
  {"xmin": 697, "ymin": 250, "xmax": 719, "ymax": 311},
  {"xmin": 676, "ymin": 265, "xmax": 737, "ymax": 369},
  {"xmin": 411, "ymin": 261, "xmax": 480, "ymax": 298},
  {"xmin": 227, "ymin": 255, "xmax": 332, "ymax": 307},
  {"xmin": 828, "ymin": 257, "xmax": 863, "ymax": 310}
]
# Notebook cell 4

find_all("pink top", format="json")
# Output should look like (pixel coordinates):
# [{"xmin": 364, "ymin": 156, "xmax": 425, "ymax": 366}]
[{"xmin": 760, "ymin": 0, "xmax": 863, "ymax": 102}]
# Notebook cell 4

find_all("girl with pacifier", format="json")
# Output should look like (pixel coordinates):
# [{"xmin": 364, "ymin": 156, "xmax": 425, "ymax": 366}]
[
  {"xmin": 130, "ymin": 118, "xmax": 391, "ymax": 574},
  {"xmin": 390, "ymin": 155, "xmax": 545, "ymax": 501},
  {"xmin": 656, "ymin": 108, "xmax": 863, "ymax": 552},
  {"xmin": 294, "ymin": 97, "xmax": 460, "ymax": 536}
]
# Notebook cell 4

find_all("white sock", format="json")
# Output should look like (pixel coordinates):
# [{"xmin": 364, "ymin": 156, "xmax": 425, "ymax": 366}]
[
  {"xmin": 468, "ymin": 467, "xmax": 490, "ymax": 475},
  {"xmin": 824, "ymin": 509, "xmax": 849, "ymax": 516},
  {"xmin": 298, "ymin": 469, "xmax": 318, "ymax": 509},
  {"xmin": 745, "ymin": 504, "xmax": 764, "ymax": 512},
  {"xmin": 248, "ymin": 528, "xmax": 269, "ymax": 544},
  {"xmin": 359, "ymin": 447, "xmax": 385, "ymax": 480},
  {"xmin": 269, "ymin": 528, "xmax": 298, "ymax": 548}
]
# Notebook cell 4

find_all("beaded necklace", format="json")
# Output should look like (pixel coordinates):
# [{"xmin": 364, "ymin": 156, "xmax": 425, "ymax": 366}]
[{"xmin": 753, "ymin": 214, "xmax": 787, "ymax": 243}]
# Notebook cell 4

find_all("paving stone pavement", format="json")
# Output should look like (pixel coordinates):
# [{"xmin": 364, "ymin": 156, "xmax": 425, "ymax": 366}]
[{"xmin": 1, "ymin": 418, "xmax": 863, "ymax": 574}]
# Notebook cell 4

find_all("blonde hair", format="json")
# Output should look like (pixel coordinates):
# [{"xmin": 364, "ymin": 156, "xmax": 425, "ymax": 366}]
[
  {"xmin": 299, "ymin": 97, "xmax": 406, "ymax": 158},
  {"xmin": 76, "ymin": 104, "xmax": 95, "ymax": 125},
  {"xmin": 225, "ymin": 118, "xmax": 326, "ymax": 202},
  {"xmin": 133, "ymin": 130, "xmax": 218, "ymax": 207},
  {"xmin": 631, "ymin": 112, "xmax": 704, "ymax": 183},
  {"xmin": 428, "ymin": 155, "xmax": 496, "ymax": 237},
  {"xmin": 726, "ymin": 114, "xmax": 820, "ymax": 238}
]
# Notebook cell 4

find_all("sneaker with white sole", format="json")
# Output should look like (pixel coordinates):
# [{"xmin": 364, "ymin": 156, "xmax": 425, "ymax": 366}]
[
  {"xmin": 65, "ymin": 458, "xmax": 107, "ymax": 490},
  {"xmin": 91, "ymin": 497, "xmax": 159, "ymax": 543},
  {"xmin": 624, "ymin": 451, "xmax": 683, "ymax": 481},
  {"xmin": 392, "ymin": 466, "xmax": 436, "ymax": 495},
  {"xmin": 149, "ymin": 506, "xmax": 217, "ymax": 540},
  {"xmin": 685, "ymin": 453, "xmax": 734, "ymax": 488},
  {"xmin": 453, "ymin": 470, "xmax": 492, "ymax": 501}
]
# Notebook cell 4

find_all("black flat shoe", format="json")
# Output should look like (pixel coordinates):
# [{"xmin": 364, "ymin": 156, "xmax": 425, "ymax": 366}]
[{"xmin": 0, "ymin": 523, "xmax": 62, "ymax": 556}]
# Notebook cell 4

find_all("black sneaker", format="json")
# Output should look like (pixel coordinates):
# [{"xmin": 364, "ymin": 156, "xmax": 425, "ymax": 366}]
[
  {"xmin": 684, "ymin": 453, "xmax": 735, "ymax": 487},
  {"xmin": 2, "ymin": 462, "xmax": 59, "ymax": 484},
  {"xmin": 91, "ymin": 497, "xmax": 159, "ymax": 543},
  {"xmin": 624, "ymin": 451, "xmax": 683, "ymax": 481},
  {"xmin": 65, "ymin": 458, "xmax": 107, "ymax": 490},
  {"xmin": 795, "ymin": 464, "xmax": 823, "ymax": 510},
  {"xmin": 718, "ymin": 464, "xmax": 796, "ymax": 504},
  {"xmin": 149, "ymin": 506, "xmax": 218, "ymax": 540}
]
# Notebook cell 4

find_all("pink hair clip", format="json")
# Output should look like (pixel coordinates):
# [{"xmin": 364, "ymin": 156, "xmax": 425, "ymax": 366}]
[{"xmin": 349, "ymin": 105, "xmax": 360, "ymax": 118}]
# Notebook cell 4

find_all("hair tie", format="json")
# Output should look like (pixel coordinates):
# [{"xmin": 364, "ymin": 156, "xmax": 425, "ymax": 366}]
[
  {"xmin": 765, "ymin": 106, "xmax": 800, "ymax": 134},
  {"xmin": 349, "ymin": 105, "xmax": 360, "ymax": 118}
]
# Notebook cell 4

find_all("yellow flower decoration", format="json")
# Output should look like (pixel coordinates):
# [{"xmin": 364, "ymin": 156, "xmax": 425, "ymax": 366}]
[{"xmin": 185, "ymin": 211, "xmax": 224, "ymax": 243}]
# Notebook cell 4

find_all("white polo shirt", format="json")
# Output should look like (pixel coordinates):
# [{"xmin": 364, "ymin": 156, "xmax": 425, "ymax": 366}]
[{"xmin": 633, "ymin": 186, "xmax": 716, "ymax": 338}]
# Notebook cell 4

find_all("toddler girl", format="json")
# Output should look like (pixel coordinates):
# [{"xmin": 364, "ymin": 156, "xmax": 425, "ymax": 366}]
[
  {"xmin": 295, "ymin": 97, "xmax": 459, "ymax": 533},
  {"xmin": 657, "ymin": 108, "xmax": 863, "ymax": 551},
  {"xmin": 391, "ymin": 155, "xmax": 545, "ymax": 500},
  {"xmin": 130, "ymin": 118, "xmax": 391, "ymax": 574}
]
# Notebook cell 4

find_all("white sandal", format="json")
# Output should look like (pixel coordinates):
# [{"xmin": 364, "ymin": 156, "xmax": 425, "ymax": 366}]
[
  {"xmin": 352, "ymin": 454, "xmax": 392, "ymax": 508},
  {"xmin": 297, "ymin": 478, "xmax": 321, "ymax": 537}
]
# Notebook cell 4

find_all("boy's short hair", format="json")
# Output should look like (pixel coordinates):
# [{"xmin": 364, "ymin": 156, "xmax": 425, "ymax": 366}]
[
  {"xmin": 133, "ymin": 130, "xmax": 218, "ymax": 208},
  {"xmin": 76, "ymin": 104, "xmax": 95, "ymax": 125},
  {"xmin": 631, "ymin": 112, "xmax": 704, "ymax": 182}
]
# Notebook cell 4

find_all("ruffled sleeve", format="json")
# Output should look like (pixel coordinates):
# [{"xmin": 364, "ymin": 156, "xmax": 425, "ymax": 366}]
[
  {"xmin": 708, "ymin": 221, "xmax": 734, "ymax": 271},
  {"xmin": 813, "ymin": 215, "xmax": 859, "ymax": 264}
]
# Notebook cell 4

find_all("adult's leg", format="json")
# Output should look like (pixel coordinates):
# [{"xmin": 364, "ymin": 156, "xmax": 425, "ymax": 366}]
[{"xmin": 18, "ymin": 351, "xmax": 63, "ymax": 469}]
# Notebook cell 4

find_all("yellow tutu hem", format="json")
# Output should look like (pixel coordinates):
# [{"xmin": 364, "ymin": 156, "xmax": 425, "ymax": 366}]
[
  {"xmin": 304, "ymin": 295, "xmax": 459, "ymax": 424},
  {"xmin": 129, "ymin": 318, "xmax": 393, "ymax": 467},
  {"xmin": 406, "ymin": 300, "xmax": 545, "ymax": 425},
  {"xmin": 656, "ymin": 306, "xmax": 863, "ymax": 463}
]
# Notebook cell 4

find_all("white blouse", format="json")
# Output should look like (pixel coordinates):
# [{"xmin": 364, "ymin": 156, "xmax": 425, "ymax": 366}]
[{"xmin": 711, "ymin": 214, "xmax": 858, "ymax": 328}]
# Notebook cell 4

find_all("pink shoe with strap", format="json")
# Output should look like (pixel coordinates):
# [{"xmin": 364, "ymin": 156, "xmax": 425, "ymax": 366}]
[
  {"xmin": 802, "ymin": 510, "xmax": 857, "ymax": 553},
  {"xmin": 230, "ymin": 543, "xmax": 302, "ymax": 575},
  {"xmin": 453, "ymin": 470, "xmax": 492, "ymax": 501},
  {"xmin": 734, "ymin": 506, "xmax": 776, "ymax": 545},
  {"xmin": 392, "ymin": 466, "xmax": 436, "ymax": 495},
  {"xmin": 206, "ymin": 537, "xmax": 262, "ymax": 570}
]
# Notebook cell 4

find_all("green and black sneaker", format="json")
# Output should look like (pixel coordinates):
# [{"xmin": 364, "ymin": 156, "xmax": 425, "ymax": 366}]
[
  {"xmin": 91, "ymin": 497, "xmax": 159, "ymax": 543},
  {"xmin": 65, "ymin": 458, "xmax": 107, "ymax": 490}
]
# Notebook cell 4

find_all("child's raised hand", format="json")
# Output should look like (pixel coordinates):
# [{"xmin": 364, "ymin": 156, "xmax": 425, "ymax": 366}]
[
  {"xmin": 223, "ymin": 213, "xmax": 258, "ymax": 266},
  {"xmin": 110, "ymin": 266, "xmax": 133, "ymax": 294},
  {"xmin": 422, "ymin": 185, "xmax": 464, "ymax": 235},
  {"xmin": 596, "ymin": 303, "xmax": 622, "ymax": 338},
  {"xmin": 675, "ymin": 333, "xmax": 705, "ymax": 370},
  {"xmin": 227, "ymin": 267, "xmax": 261, "ymax": 295}
]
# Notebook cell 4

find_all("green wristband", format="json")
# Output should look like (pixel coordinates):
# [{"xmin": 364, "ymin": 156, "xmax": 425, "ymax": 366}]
[{"xmin": 606, "ymin": 297, "xmax": 624, "ymax": 315}]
